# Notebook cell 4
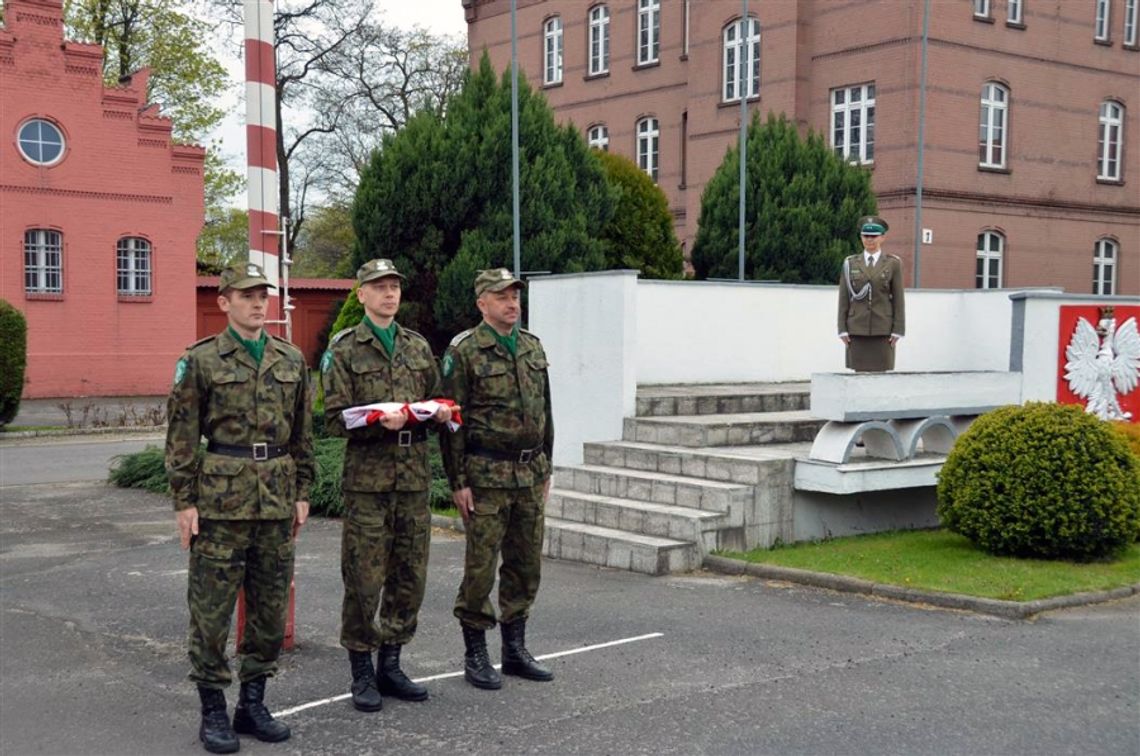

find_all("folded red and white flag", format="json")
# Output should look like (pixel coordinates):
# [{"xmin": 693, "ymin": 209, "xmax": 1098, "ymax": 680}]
[{"xmin": 342, "ymin": 399, "xmax": 462, "ymax": 432}]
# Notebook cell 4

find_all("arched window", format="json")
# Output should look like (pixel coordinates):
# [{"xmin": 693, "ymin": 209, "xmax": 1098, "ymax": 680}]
[
  {"xmin": 18, "ymin": 119, "xmax": 65, "ymax": 166},
  {"xmin": 979, "ymin": 82, "xmax": 1008, "ymax": 169},
  {"xmin": 543, "ymin": 16, "xmax": 563, "ymax": 85},
  {"xmin": 588, "ymin": 5, "xmax": 610, "ymax": 76},
  {"xmin": 722, "ymin": 17, "xmax": 761, "ymax": 102},
  {"xmin": 636, "ymin": 117, "xmax": 659, "ymax": 182},
  {"xmin": 24, "ymin": 229, "xmax": 63, "ymax": 293},
  {"xmin": 637, "ymin": 0, "xmax": 661, "ymax": 65},
  {"xmin": 1093, "ymin": 238, "xmax": 1118, "ymax": 295},
  {"xmin": 587, "ymin": 124, "xmax": 609, "ymax": 151},
  {"xmin": 117, "ymin": 237, "xmax": 152, "ymax": 296},
  {"xmin": 1098, "ymin": 100, "xmax": 1125, "ymax": 181},
  {"xmin": 976, "ymin": 231, "xmax": 1004, "ymax": 289}
]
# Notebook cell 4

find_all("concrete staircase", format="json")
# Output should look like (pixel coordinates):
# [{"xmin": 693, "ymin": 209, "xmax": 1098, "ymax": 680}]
[{"xmin": 543, "ymin": 383, "xmax": 820, "ymax": 575}]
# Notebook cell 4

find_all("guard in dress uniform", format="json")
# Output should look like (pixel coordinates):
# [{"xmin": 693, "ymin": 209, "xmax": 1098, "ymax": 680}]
[{"xmin": 837, "ymin": 216, "xmax": 906, "ymax": 371}]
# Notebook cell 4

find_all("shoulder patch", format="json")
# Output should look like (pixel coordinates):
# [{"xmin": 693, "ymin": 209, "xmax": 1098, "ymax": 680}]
[
  {"xmin": 330, "ymin": 327, "xmax": 354, "ymax": 346},
  {"xmin": 173, "ymin": 357, "xmax": 189, "ymax": 385},
  {"xmin": 449, "ymin": 329, "xmax": 474, "ymax": 348},
  {"xmin": 320, "ymin": 350, "xmax": 334, "ymax": 374}
]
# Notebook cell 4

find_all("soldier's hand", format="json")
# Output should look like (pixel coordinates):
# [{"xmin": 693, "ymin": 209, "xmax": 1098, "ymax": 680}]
[
  {"xmin": 379, "ymin": 410, "xmax": 408, "ymax": 431},
  {"xmin": 453, "ymin": 487, "xmax": 474, "ymax": 522},
  {"xmin": 293, "ymin": 500, "xmax": 310, "ymax": 540},
  {"xmin": 839, "ymin": 335, "xmax": 851, "ymax": 345},
  {"xmin": 433, "ymin": 404, "xmax": 458, "ymax": 423},
  {"xmin": 543, "ymin": 477, "xmax": 552, "ymax": 503},
  {"xmin": 177, "ymin": 507, "xmax": 199, "ymax": 550}
]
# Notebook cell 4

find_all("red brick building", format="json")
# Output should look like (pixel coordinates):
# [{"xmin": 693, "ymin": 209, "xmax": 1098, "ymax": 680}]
[
  {"xmin": 1, "ymin": 0, "xmax": 205, "ymax": 398},
  {"xmin": 463, "ymin": 0, "xmax": 1139, "ymax": 294}
]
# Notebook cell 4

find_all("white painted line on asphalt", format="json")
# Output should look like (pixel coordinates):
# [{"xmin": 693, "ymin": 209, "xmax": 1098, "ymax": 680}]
[{"xmin": 273, "ymin": 631, "xmax": 664, "ymax": 719}]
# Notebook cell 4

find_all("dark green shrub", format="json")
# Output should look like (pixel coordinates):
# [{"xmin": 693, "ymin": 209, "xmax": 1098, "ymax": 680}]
[
  {"xmin": 309, "ymin": 438, "xmax": 346, "ymax": 517},
  {"xmin": 595, "ymin": 150, "xmax": 683, "ymax": 279},
  {"xmin": 0, "ymin": 299, "xmax": 28, "ymax": 427},
  {"xmin": 937, "ymin": 402, "xmax": 1140, "ymax": 561},
  {"xmin": 108, "ymin": 445, "xmax": 171, "ymax": 493}
]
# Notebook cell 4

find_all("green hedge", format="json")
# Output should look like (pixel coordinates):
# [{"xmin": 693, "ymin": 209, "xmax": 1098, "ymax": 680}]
[
  {"xmin": 0, "ymin": 299, "xmax": 27, "ymax": 427},
  {"xmin": 937, "ymin": 402, "xmax": 1140, "ymax": 561}
]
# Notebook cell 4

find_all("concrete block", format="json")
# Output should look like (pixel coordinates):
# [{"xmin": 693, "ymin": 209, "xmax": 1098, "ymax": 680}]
[
  {"xmin": 681, "ymin": 455, "xmax": 707, "ymax": 478},
  {"xmin": 810, "ymin": 371, "xmax": 1022, "ymax": 421},
  {"xmin": 649, "ymin": 480, "xmax": 676, "ymax": 504}
]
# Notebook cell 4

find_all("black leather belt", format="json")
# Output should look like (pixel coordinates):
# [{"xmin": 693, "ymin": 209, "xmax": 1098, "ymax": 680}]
[
  {"xmin": 466, "ymin": 443, "xmax": 544, "ymax": 464},
  {"xmin": 207, "ymin": 441, "xmax": 289, "ymax": 461},
  {"xmin": 360, "ymin": 426, "xmax": 429, "ymax": 447}
]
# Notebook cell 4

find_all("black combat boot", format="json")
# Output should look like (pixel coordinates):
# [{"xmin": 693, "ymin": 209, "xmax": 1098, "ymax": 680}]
[
  {"xmin": 461, "ymin": 625, "xmax": 502, "ymax": 690},
  {"xmin": 232, "ymin": 676, "xmax": 291, "ymax": 742},
  {"xmin": 347, "ymin": 650, "xmax": 383, "ymax": 712},
  {"xmin": 500, "ymin": 618, "xmax": 554, "ymax": 681},
  {"xmin": 376, "ymin": 644, "xmax": 429, "ymax": 701},
  {"xmin": 196, "ymin": 686, "xmax": 239, "ymax": 754}
]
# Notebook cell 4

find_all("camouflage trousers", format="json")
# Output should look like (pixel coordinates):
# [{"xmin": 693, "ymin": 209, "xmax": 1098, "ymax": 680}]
[
  {"xmin": 187, "ymin": 518, "xmax": 294, "ymax": 689},
  {"xmin": 340, "ymin": 490, "xmax": 431, "ymax": 651},
  {"xmin": 453, "ymin": 483, "xmax": 545, "ymax": 630}
]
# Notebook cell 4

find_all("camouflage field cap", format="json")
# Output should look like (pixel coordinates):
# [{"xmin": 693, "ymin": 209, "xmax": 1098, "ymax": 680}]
[
  {"xmin": 474, "ymin": 267, "xmax": 525, "ymax": 297},
  {"xmin": 357, "ymin": 258, "xmax": 406, "ymax": 284},
  {"xmin": 859, "ymin": 215, "xmax": 890, "ymax": 236},
  {"xmin": 218, "ymin": 262, "xmax": 275, "ymax": 292}
]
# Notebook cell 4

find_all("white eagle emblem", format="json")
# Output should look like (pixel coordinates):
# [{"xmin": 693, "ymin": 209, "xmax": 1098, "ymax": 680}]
[{"xmin": 1064, "ymin": 310, "xmax": 1140, "ymax": 421}]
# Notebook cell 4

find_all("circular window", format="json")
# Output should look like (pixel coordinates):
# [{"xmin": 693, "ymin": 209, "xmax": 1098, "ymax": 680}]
[{"xmin": 18, "ymin": 119, "xmax": 65, "ymax": 166}]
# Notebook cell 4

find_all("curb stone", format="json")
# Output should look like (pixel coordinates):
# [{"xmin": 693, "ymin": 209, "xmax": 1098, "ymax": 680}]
[
  {"xmin": 431, "ymin": 513, "xmax": 465, "ymax": 533},
  {"xmin": 0, "ymin": 425, "xmax": 167, "ymax": 441},
  {"xmin": 703, "ymin": 554, "xmax": 1140, "ymax": 620}
]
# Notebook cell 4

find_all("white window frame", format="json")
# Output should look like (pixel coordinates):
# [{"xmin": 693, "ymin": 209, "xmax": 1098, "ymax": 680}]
[
  {"xmin": 979, "ymin": 82, "xmax": 1008, "ymax": 169},
  {"xmin": 588, "ymin": 5, "xmax": 610, "ymax": 76},
  {"xmin": 637, "ymin": 0, "xmax": 660, "ymax": 65},
  {"xmin": 117, "ymin": 237, "xmax": 153, "ymax": 296},
  {"xmin": 17, "ymin": 119, "xmax": 65, "ymax": 166},
  {"xmin": 544, "ymin": 16, "xmax": 563, "ymax": 85},
  {"xmin": 637, "ymin": 116, "xmax": 660, "ymax": 182},
  {"xmin": 1007, "ymin": 0, "xmax": 1024, "ymax": 24},
  {"xmin": 587, "ymin": 124, "xmax": 609, "ymax": 151},
  {"xmin": 973, "ymin": 0, "xmax": 991, "ymax": 18},
  {"xmin": 24, "ymin": 229, "xmax": 63, "ymax": 294},
  {"xmin": 683, "ymin": 0, "xmax": 691, "ymax": 56},
  {"xmin": 722, "ymin": 17, "xmax": 761, "ymax": 103},
  {"xmin": 1125, "ymin": 0, "xmax": 1138, "ymax": 45},
  {"xmin": 1095, "ymin": 0, "xmax": 1112, "ymax": 41},
  {"xmin": 1098, "ymin": 100, "xmax": 1125, "ymax": 181},
  {"xmin": 976, "ymin": 231, "xmax": 1004, "ymax": 289},
  {"xmin": 831, "ymin": 83, "xmax": 876, "ymax": 165},
  {"xmin": 1093, "ymin": 238, "xmax": 1118, "ymax": 295}
]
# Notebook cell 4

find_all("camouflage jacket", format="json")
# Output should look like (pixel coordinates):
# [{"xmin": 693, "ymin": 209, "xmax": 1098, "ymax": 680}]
[
  {"xmin": 165, "ymin": 329, "xmax": 315, "ymax": 520},
  {"xmin": 321, "ymin": 321, "xmax": 442, "ymax": 492},
  {"xmin": 440, "ymin": 323, "xmax": 553, "ymax": 490}
]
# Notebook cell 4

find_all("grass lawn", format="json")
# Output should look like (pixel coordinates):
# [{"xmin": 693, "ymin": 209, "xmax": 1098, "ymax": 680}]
[{"xmin": 719, "ymin": 529, "xmax": 1140, "ymax": 602}]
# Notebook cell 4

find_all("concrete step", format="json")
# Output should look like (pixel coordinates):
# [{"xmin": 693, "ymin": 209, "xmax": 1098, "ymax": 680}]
[
  {"xmin": 622, "ymin": 410, "xmax": 825, "ymax": 447},
  {"xmin": 543, "ymin": 517, "xmax": 700, "ymax": 575},
  {"xmin": 554, "ymin": 464, "xmax": 751, "ymax": 520},
  {"xmin": 547, "ymin": 489, "xmax": 735, "ymax": 552},
  {"xmin": 583, "ymin": 440, "xmax": 797, "ymax": 486},
  {"xmin": 636, "ymin": 382, "xmax": 810, "ymax": 417}
]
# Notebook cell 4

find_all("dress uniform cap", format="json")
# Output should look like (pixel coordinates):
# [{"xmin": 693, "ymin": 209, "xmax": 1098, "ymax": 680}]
[
  {"xmin": 859, "ymin": 215, "xmax": 889, "ymax": 236},
  {"xmin": 357, "ymin": 258, "xmax": 406, "ymax": 284},
  {"xmin": 218, "ymin": 262, "xmax": 275, "ymax": 292},
  {"xmin": 474, "ymin": 268, "xmax": 526, "ymax": 297}
]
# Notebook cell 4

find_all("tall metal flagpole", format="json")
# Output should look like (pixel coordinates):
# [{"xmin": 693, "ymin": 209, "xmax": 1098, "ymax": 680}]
[
  {"xmin": 738, "ymin": 0, "xmax": 749, "ymax": 281},
  {"xmin": 511, "ymin": 0, "xmax": 521, "ymax": 277},
  {"xmin": 913, "ymin": 0, "xmax": 931, "ymax": 288}
]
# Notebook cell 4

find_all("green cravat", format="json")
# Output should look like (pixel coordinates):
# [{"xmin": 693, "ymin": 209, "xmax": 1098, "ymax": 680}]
[
  {"xmin": 484, "ymin": 322, "xmax": 518, "ymax": 357},
  {"xmin": 229, "ymin": 326, "xmax": 267, "ymax": 365},
  {"xmin": 365, "ymin": 316, "xmax": 398, "ymax": 358}
]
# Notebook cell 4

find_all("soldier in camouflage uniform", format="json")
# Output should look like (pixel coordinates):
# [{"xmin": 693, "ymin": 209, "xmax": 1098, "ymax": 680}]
[
  {"xmin": 165, "ymin": 263, "xmax": 314, "ymax": 754},
  {"xmin": 321, "ymin": 259, "xmax": 454, "ymax": 712},
  {"xmin": 440, "ymin": 268, "xmax": 555, "ymax": 690}
]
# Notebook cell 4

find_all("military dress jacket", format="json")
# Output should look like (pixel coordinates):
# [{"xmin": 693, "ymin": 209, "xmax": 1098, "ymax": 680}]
[
  {"xmin": 165, "ymin": 329, "xmax": 315, "ymax": 520},
  {"xmin": 837, "ymin": 253, "xmax": 907, "ymax": 337},
  {"xmin": 440, "ymin": 323, "xmax": 553, "ymax": 491},
  {"xmin": 321, "ymin": 321, "xmax": 442, "ymax": 493}
]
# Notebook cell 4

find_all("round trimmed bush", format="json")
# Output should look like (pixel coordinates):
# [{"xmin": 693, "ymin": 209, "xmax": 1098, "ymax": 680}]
[{"xmin": 936, "ymin": 402, "xmax": 1140, "ymax": 561}]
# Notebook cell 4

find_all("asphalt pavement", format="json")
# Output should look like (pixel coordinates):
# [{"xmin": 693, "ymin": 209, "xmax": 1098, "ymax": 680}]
[{"xmin": 1, "ymin": 457, "xmax": 1138, "ymax": 755}]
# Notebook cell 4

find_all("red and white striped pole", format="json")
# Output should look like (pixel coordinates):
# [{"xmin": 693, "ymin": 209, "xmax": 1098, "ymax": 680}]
[
  {"xmin": 239, "ymin": 0, "xmax": 296, "ymax": 651},
  {"xmin": 244, "ymin": 0, "xmax": 282, "ymax": 321}
]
